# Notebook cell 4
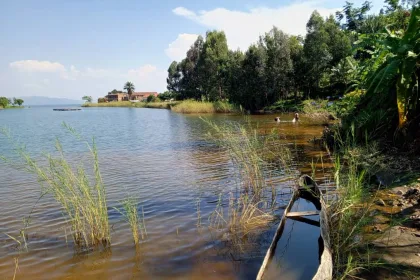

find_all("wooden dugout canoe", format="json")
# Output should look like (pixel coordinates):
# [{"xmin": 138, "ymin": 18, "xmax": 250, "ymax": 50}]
[{"xmin": 256, "ymin": 175, "xmax": 333, "ymax": 280}]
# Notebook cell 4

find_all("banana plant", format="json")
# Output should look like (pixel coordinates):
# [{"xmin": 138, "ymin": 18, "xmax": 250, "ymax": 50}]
[{"xmin": 364, "ymin": 7, "xmax": 419, "ymax": 127}]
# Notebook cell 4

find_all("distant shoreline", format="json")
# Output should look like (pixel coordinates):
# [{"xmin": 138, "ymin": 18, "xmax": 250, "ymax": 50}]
[
  {"xmin": 82, "ymin": 100, "xmax": 239, "ymax": 114},
  {"xmin": 0, "ymin": 106, "xmax": 25, "ymax": 110}
]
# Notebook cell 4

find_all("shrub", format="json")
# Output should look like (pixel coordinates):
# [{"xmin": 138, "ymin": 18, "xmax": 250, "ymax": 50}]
[{"xmin": 146, "ymin": 95, "xmax": 157, "ymax": 103}]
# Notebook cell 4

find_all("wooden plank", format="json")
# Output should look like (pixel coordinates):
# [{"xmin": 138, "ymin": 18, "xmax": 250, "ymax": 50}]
[
  {"xmin": 286, "ymin": 211, "xmax": 319, "ymax": 217},
  {"xmin": 288, "ymin": 216, "xmax": 320, "ymax": 227}
]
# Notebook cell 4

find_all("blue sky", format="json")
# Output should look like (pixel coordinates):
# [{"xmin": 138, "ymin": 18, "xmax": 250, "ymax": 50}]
[{"xmin": 1, "ymin": 0, "xmax": 385, "ymax": 100}]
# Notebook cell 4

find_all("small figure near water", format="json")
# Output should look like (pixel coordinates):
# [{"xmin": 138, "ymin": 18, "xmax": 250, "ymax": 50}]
[
  {"xmin": 274, "ymin": 117, "xmax": 281, "ymax": 122},
  {"xmin": 292, "ymin": 113, "xmax": 299, "ymax": 123}
]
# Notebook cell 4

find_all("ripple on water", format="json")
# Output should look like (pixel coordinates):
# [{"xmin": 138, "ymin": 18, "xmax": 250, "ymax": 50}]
[{"xmin": 0, "ymin": 108, "xmax": 334, "ymax": 279}]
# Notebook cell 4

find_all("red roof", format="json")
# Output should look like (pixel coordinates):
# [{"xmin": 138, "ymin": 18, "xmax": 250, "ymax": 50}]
[{"xmin": 132, "ymin": 92, "xmax": 158, "ymax": 97}]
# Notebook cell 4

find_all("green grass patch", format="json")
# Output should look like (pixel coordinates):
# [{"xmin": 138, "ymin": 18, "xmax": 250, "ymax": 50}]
[{"xmin": 171, "ymin": 100, "xmax": 238, "ymax": 114}]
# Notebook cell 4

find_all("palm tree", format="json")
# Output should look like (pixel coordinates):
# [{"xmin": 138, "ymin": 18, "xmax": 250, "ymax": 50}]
[{"xmin": 124, "ymin": 82, "xmax": 135, "ymax": 101}]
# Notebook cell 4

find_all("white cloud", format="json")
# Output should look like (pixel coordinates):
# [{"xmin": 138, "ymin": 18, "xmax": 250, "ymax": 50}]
[
  {"xmin": 127, "ymin": 65, "xmax": 167, "ymax": 91},
  {"xmin": 173, "ymin": 1, "xmax": 340, "ymax": 50},
  {"xmin": 173, "ymin": 7, "xmax": 197, "ymax": 19},
  {"xmin": 165, "ymin": 33, "xmax": 199, "ymax": 61},
  {"xmin": 9, "ymin": 60, "xmax": 66, "ymax": 73},
  {"xmin": 8, "ymin": 59, "xmax": 167, "ymax": 99},
  {"xmin": 128, "ymin": 64, "xmax": 157, "ymax": 77}
]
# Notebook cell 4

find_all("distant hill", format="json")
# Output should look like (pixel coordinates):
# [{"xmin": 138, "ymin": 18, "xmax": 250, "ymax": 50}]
[{"xmin": 20, "ymin": 96, "xmax": 84, "ymax": 106}]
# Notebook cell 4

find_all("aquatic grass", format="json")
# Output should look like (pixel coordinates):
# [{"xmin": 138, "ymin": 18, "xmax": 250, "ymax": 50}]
[
  {"xmin": 172, "ymin": 100, "xmax": 216, "ymax": 114},
  {"xmin": 208, "ymin": 193, "xmax": 275, "ymax": 236},
  {"xmin": 82, "ymin": 101, "xmax": 134, "ymax": 107},
  {"xmin": 12, "ymin": 257, "xmax": 19, "ymax": 280},
  {"xmin": 1, "ymin": 124, "xmax": 110, "ymax": 249},
  {"xmin": 326, "ymin": 130, "xmax": 403, "ymax": 279},
  {"xmin": 143, "ymin": 101, "xmax": 178, "ymax": 109},
  {"xmin": 114, "ymin": 198, "xmax": 147, "ymax": 245},
  {"xmin": 228, "ymin": 194, "xmax": 275, "ymax": 235},
  {"xmin": 204, "ymin": 118, "xmax": 292, "ymax": 236},
  {"xmin": 202, "ymin": 118, "xmax": 292, "ymax": 197},
  {"xmin": 171, "ymin": 100, "xmax": 238, "ymax": 114}
]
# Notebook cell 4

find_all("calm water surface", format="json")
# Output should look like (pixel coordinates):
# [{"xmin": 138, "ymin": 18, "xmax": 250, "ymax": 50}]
[{"xmin": 0, "ymin": 106, "xmax": 333, "ymax": 279}]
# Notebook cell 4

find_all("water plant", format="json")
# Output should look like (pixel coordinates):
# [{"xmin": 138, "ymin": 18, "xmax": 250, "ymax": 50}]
[
  {"xmin": 1, "ymin": 124, "xmax": 110, "ymax": 249},
  {"xmin": 171, "ymin": 100, "xmax": 238, "ymax": 114},
  {"xmin": 12, "ymin": 257, "xmax": 19, "ymax": 280},
  {"xmin": 202, "ymin": 118, "xmax": 292, "ymax": 197},
  {"xmin": 114, "ymin": 198, "xmax": 147, "ymax": 245},
  {"xmin": 204, "ymin": 118, "xmax": 293, "ymax": 238}
]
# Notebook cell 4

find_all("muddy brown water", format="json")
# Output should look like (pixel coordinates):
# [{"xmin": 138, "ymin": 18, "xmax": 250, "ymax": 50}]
[{"xmin": 0, "ymin": 107, "xmax": 334, "ymax": 279}]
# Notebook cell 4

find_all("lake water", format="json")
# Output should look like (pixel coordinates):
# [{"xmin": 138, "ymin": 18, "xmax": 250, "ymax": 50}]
[{"xmin": 0, "ymin": 106, "xmax": 334, "ymax": 279}]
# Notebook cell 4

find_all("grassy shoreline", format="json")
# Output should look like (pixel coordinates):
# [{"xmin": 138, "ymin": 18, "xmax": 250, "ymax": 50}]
[
  {"xmin": 82, "ymin": 100, "xmax": 239, "ymax": 114},
  {"xmin": 0, "ymin": 106, "xmax": 24, "ymax": 110}
]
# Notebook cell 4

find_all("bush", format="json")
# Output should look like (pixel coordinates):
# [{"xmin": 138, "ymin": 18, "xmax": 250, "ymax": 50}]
[
  {"xmin": 0, "ymin": 97, "xmax": 9, "ymax": 108},
  {"xmin": 264, "ymin": 99, "xmax": 303, "ymax": 112},
  {"xmin": 331, "ymin": 90, "xmax": 365, "ymax": 118},
  {"xmin": 146, "ymin": 95, "xmax": 157, "ymax": 103},
  {"xmin": 98, "ymin": 98, "xmax": 106, "ymax": 103}
]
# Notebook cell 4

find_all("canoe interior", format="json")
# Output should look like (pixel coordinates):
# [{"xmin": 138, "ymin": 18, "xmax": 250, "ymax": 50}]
[{"xmin": 256, "ymin": 175, "xmax": 332, "ymax": 280}]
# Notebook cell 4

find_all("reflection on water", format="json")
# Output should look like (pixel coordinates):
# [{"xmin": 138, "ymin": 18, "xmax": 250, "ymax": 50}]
[
  {"xmin": 265, "ymin": 198, "xmax": 323, "ymax": 280},
  {"xmin": 0, "ymin": 107, "xmax": 334, "ymax": 279}
]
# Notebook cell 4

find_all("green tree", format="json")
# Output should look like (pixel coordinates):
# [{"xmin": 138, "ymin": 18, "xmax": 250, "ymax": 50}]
[
  {"xmin": 15, "ymin": 98, "xmax": 24, "ymax": 106},
  {"xmin": 167, "ymin": 61, "xmax": 182, "ymax": 94},
  {"xmin": 260, "ymin": 27, "xmax": 293, "ymax": 102},
  {"xmin": 82, "ymin": 96, "xmax": 92, "ymax": 103},
  {"xmin": 123, "ymin": 82, "xmax": 135, "ymax": 100},
  {"xmin": 179, "ymin": 35, "xmax": 204, "ymax": 100},
  {"xmin": 303, "ymin": 11, "xmax": 332, "ymax": 97},
  {"xmin": 239, "ymin": 44, "xmax": 267, "ymax": 110},
  {"xmin": 225, "ymin": 49, "xmax": 244, "ymax": 104},
  {"xmin": 336, "ymin": 1, "xmax": 372, "ymax": 32},
  {"xmin": 288, "ymin": 35, "xmax": 305, "ymax": 100},
  {"xmin": 0, "ymin": 97, "xmax": 9, "ymax": 108},
  {"xmin": 159, "ymin": 91, "xmax": 177, "ymax": 101},
  {"xmin": 199, "ymin": 31, "xmax": 229, "ymax": 101},
  {"xmin": 146, "ymin": 94, "xmax": 157, "ymax": 103},
  {"xmin": 325, "ymin": 16, "xmax": 352, "ymax": 66}
]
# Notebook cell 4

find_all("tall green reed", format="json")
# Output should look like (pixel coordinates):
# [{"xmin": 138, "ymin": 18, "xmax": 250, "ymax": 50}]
[
  {"xmin": 1, "ymin": 123, "xmax": 110, "ymax": 249},
  {"xmin": 114, "ymin": 198, "xmax": 147, "ymax": 245},
  {"xmin": 203, "ymin": 118, "xmax": 293, "ymax": 235}
]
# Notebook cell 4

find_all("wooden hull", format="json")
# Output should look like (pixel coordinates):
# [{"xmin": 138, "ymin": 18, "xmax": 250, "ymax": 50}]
[{"xmin": 256, "ymin": 175, "xmax": 332, "ymax": 280}]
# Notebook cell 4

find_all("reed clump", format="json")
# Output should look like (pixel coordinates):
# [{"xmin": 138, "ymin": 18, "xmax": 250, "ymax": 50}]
[
  {"xmin": 172, "ymin": 100, "xmax": 216, "ymax": 114},
  {"xmin": 328, "ymin": 129, "xmax": 393, "ymax": 279},
  {"xmin": 204, "ymin": 119, "xmax": 292, "ymax": 236},
  {"xmin": 82, "ymin": 101, "xmax": 134, "ymax": 107},
  {"xmin": 115, "ymin": 198, "xmax": 147, "ymax": 245},
  {"xmin": 1, "ymin": 124, "xmax": 110, "ymax": 249},
  {"xmin": 203, "ymin": 118, "xmax": 292, "ymax": 197},
  {"xmin": 171, "ymin": 100, "xmax": 238, "ymax": 114},
  {"xmin": 143, "ymin": 101, "xmax": 177, "ymax": 109}
]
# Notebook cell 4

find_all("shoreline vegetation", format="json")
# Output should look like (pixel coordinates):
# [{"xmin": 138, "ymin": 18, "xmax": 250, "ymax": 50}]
[
  {"xmin": 0, "ymin": 97, "xmax": 24, "ymax": 109},
  {"xmin": 2, "ymin": 0, "xmax": 420, "ymax": 279},
  {"xmin": 82, "ymin": 100, "xmax": 241, "ymax": 114}
]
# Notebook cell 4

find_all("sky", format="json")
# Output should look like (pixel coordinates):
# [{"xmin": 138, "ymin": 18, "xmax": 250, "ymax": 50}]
[{"xmin": 0, "ymin": 0, "xmax": 385, "ymax": 101}]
